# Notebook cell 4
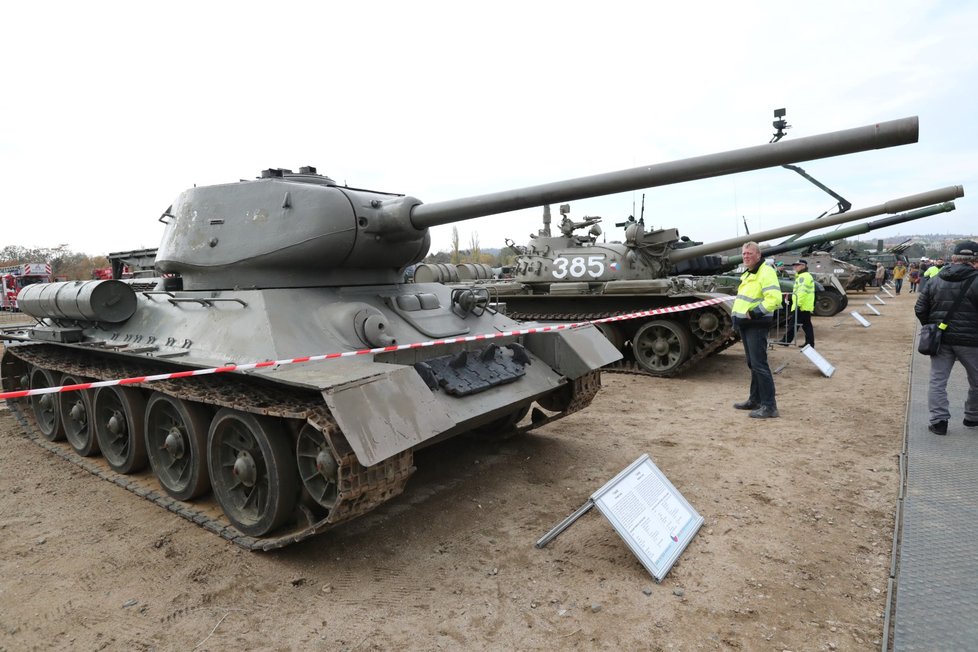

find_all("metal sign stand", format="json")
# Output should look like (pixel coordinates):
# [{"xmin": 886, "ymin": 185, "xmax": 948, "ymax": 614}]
[
  {"xmin": 865, "ymin": 303, "xmax": 882, "ymax": 316},
  {"xmin": 874, "ymin": 295, "xmax": 887, "ymax": 305},
  {"xmin": 851, "ymin": 311, "xmax": 872, "ymax": 327},
  {"xmin": 535, "ymin": 500, "xmax": 595, "ymax": 549},
  {"xmin": 536, "ymin": 454, "xmax": 702, "ymax": 582},
  {"xmin": 882, "ymin": 286, "xmax": 895, "ymax": 298}
]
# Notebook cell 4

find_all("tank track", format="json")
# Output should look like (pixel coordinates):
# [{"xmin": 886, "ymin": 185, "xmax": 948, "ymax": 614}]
[
  {"xmin": 510, "ymin": 310, "xmax": 737, "ymax": 378},
  {"xmin": 3, "ymin": 344, "xmax": 599, "ymax": 550}
]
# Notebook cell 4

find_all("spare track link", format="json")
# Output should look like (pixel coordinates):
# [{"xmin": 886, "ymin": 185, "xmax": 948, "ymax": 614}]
[
  {"xmin": 4, "ymin": 344, "xmax": 413, "ymax": 551},
  {"xmin": 3, "ymin": 344, "xmax": 601, "ymax": 549},
  {"xmin": 511, "ymin": 310, "xmax": 737, "ymax": 378}
]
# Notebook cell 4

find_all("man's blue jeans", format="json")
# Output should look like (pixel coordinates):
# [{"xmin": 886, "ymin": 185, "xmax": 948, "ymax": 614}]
[{"xmin": 738, "ymin": 322, "xmax": 776, "ymax": 408}]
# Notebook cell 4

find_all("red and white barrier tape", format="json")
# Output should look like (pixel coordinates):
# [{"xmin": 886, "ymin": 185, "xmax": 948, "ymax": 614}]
[{"xmin": 1, "ymin": 296, "xmax": 733, "ymax": 400}]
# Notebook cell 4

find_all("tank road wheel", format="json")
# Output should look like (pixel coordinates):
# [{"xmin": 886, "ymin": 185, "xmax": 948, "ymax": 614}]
[
  {"xmin": 93, "ymin": 386, "xmax": 148, "ymax": 474},
  {"xmin": 208, "ymin": 409, "xmax": 299, "ymax": 537},
  {"xmin": 296, "ymin": 424, "xmax": 339, "ymax": 508},
  {"xmin": 30, "ymin": 367, "xmax": 66, "ymax": 442},
  {"xmin": 595, "ymin": 322, "xmax": 624, "ymax": 352},
  {"xmin": 631, "ymin": 319, "xmax": 692, "ymax": 375},
  {"xmin": 813, "ymin": 290, "xmax": 843, "ymax": 317},
  {"xmin": 689, "ymin": 308, "xmax": 724, "ymax": 342},
  {"xmin": 59, "ymin": 375, "xmax": 98, "ymax": 456},
  {"xmin": 145, "ymin": 393, "xmax": 211, "ymax": 501}
]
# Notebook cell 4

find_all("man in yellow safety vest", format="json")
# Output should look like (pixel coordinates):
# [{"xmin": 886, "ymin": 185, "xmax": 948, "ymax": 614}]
[
  {"xmin": 777, "ymin": 259, "xmax": 816, "ymax": 348},
  {"xmin": 731, "ymin": 242, "xmax": 783, "ymax": 419},
  {"xmin": 921, "ymin": 258, "xmax": 943, "ymax": 290}
]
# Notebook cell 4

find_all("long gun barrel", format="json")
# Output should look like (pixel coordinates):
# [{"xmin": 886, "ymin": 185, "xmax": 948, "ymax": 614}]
[
  {"xmin": 719, "ymin": 202, "xmax": 957, "ymax": 266},
  {"xmin": 668, "ymin": 185, "xmax": 964, "ymax": 265},
  {"xmin": 409, "ymin": 117, "xmax": 919, "ymax": 229}
]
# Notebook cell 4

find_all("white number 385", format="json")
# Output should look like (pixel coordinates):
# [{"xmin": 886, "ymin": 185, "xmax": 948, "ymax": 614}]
[{"xmin": 552, "ymin": 255, "xmax": 605, "ymax": 279}]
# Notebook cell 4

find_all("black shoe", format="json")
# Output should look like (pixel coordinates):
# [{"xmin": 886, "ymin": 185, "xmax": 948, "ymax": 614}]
[
  {"xmin": 734, "ymin": 400, "xmax": 759, "ymax": 410},
  {"xmin": 965, "ymin": 418, "xmax": 978, "ymax": 428},
  {"xmin": 749, "ymin": 405, "xmax": 780, "ymax": 419},
  {"xmin": 929, "ymin": 421, "xmax": 948, "ymax": 435}
]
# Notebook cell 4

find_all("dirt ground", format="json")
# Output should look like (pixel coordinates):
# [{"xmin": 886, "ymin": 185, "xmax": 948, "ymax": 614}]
[{"xmin": 0, "ymin": 291, "xmax": 916, "ymax": 651}]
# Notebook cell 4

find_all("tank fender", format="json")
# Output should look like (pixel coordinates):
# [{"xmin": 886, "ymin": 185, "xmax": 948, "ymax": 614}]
[
  {"xmin": 522, "ymin": 324, "xmax": 622, "ymax": 379},
  {"xmin": 322, "ymin": 365, "xmax": 456, "ymax": 467}
]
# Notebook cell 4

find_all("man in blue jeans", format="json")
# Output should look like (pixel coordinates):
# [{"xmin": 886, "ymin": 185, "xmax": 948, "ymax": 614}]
[{"xmin": 731, "ymin": 242, "xmax": 784, "ymax": 419}]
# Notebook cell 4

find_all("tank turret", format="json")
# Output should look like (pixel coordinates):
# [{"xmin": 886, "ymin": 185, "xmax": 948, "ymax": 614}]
[{"xmin": 2, "ymin": 115, "xmax": 928, "ymax": 547}]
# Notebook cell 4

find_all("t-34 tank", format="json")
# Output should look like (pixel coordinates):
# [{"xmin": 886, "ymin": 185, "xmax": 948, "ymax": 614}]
[{"xmin": 1, "ymin": 116, "xmax": 922, "ymax": 548}]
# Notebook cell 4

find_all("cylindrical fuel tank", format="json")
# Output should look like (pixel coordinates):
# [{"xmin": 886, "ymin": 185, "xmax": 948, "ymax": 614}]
[
  {"xmin": 19, "ymin": 280, "xmax": 138, "ymax": 323},
  {"xmin": 456, "ymin": 263, "xmax": 494, "ymax": 280},
  {"xmin": 413, "ymin": 263, "xmax": 463, "ymax": 283}
]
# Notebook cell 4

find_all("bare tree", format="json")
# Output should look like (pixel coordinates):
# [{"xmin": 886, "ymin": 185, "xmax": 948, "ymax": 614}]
[{"xmin": 451, "ymin": 226, "xmax": 461, "ymax": 264}]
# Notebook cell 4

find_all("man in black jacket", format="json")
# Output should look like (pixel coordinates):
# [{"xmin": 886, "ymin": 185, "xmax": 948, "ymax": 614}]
[{"xmin": 914, "ymin": 241, "xmax": 978, "ymax": 435}]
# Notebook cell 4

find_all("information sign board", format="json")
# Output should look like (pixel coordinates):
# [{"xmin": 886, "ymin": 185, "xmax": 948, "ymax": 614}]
[
  {"xmin": 800, "ymin": 344, "xmax": 835, "ymax": 377},
  {"xmin": 591, "ymin": 454, "xmax": 702, "ymax": 581}
]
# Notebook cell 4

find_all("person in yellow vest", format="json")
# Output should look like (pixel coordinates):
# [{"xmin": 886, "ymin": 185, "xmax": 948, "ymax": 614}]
[
  {"xmin": 731, "ymin": 242, "xmax": 783, "ymax": 419},
  {"xmin": 922, "ymin": 259, "xmax": 943, "ymax": 290},
  {"xmin": 776, "ymin": 259, "xmax": 815, "ymax": 347}
]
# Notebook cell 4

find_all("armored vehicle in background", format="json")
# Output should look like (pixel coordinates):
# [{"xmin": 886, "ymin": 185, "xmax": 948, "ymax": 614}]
[
  {"xmin": 2, "ymin": 116, "xmax": 923, "ymax": 547},
  {"xmin": 419, "ymin": 189, "xmax": 960, "ymax": 374},
  {"xmin": 719, "ymin": 201, "xmax": 958, "ymax": 313}
]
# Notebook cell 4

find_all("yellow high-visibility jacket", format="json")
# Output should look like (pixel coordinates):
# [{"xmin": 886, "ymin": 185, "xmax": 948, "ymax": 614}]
[
  {"xmin": 790, "ymin": 271, "xmax": 815, "ymax": 312},
  {"xmin": 732, "ymin": 262, "xmax": 782, "ymax": 320}
]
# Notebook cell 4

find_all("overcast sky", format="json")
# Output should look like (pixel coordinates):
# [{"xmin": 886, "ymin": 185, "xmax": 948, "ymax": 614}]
[{"xmin": 2, "ymin": 1, "xmax": 976, "ymax": 259}]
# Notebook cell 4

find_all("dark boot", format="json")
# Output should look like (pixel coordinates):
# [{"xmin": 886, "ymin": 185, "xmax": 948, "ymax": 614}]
[
  {"xmin": 734, "ymin": 400, "xmax": 759, "ymax": 410},
  {"xmin": 749, "ymin": 405, "xmax": 780, "ymax": 419},
  {"xmin": 928, "ymin": 420, "xmax": 948, "ymax": 435}
]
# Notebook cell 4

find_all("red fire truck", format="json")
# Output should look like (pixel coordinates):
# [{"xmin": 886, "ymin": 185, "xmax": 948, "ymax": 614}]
[{"xmin": 1, "ymin": 262, "xmax": 53, "ymax": 310}]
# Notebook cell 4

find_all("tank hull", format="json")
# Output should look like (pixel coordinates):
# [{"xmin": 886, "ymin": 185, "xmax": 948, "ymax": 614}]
[
  {"xmin": 468, "ymin": 274, "xmax": 736, "ymax": 377},
  {"xmin": 2, "ymin": 282, "xmax": 618, "ymax": 546}
]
